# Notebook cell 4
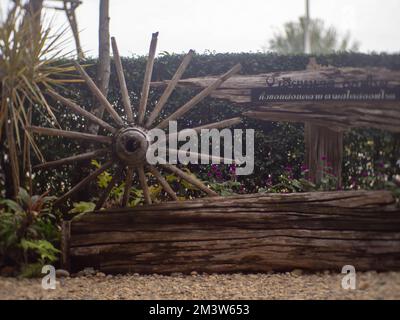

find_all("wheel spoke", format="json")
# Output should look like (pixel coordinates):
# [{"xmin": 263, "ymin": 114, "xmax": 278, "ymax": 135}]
[
  {"xmin": 163, "ymin": 149, "xmax": 235, "ymax": 164},
  {"xmin": 111, "ymin": 37, "xmax": 134, "ymax": 123},
  {"xmin": 27, "ymin": 126, "xmax": 112, "ymax": 144},
  {"xmin": 138, "ymin": 32, "xmax": 158, "ymax": 125},
  {"xmin": 138, "ymin": 165, "xmax": 152, "ymax": 205},
  {"xmin": 146, "ymin": 50, "xmax": 194, "ymax": 128},
  {"xmin": 73, "ymin": 61, "xmax": 125, "ymax": 127},
  {"xmin": 54, "ymin": 160, "xmax": 113, "ymax": 206},
  {"xmin": 149, "ymin": 165, "xmax": 178, "ymax": 201},
  {"xmin": 157, "ymin": 64, "xmax": 241, "ymax": 129},
  {"xmin": 47, "ymin": 89, "xmax": 116, "ymax": 133},
  {"xmin": 161, "ymin": 164, "xmax": 218, "ymax": 197},
  {"xmin": 34, "ymin": 149, "xmax": 108, "ymax": 170},
  {"xmin": 95, "ymin": 170, "xmax": 121, "ymax": 210},
  {"xmin": 122, "ymin": 166, "xmax": 134, "ymax": 207}
]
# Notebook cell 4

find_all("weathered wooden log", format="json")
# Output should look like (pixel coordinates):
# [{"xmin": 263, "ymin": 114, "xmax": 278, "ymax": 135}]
[
  {"xmin": 66, "ymin": 190, "xmax": 400, "ymax": 274},
  {"xmin": 152, "ymin": 67, "xmax": 400, "ymax": 132},
  {"xmin": 154, "ymin": 67, "xmax": 400, "ymax": 103},
  {"xmin": 243, "ymin": 102, "xmax": 400, "ymax": 132}
]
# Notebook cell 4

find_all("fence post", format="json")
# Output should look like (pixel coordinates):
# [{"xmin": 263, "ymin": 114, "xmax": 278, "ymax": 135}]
[{"xmin": 305, "ymin": 123, "xmax": 343, "ymax": 188}]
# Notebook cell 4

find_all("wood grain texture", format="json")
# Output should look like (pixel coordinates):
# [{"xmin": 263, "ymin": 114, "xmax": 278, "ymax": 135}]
[
  {"xmin": 243, "ymin": 102, "xmax": 400, "ymax": 132},
  {"xmin": 66, "ymin": 190, "xmax": 400, "ymax": 274}
]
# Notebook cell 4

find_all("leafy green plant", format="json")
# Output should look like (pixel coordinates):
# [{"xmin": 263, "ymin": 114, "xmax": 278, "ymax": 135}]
[
  {"xmin": 209, "ymin": 181, "xmax": 241, "ymax": 196},
  {"xmin": 0, "ymin": 188, "xmax": 60, "ymax": 277},
  {"xmin": 0, "ymin": 2, "xmax": 78, "ymax": 197},
  {"xmin": 68, "ymin": 201, "xmax": 96, "ymax": 221}
]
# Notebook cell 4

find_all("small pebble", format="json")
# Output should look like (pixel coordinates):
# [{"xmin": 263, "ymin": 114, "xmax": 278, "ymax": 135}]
[
  {"xmin": 56, "ymin": 269, "xmax": 70, "ymax": 278},
  {"xmin": 291, "ymin": 269, "xmax": 303, "ymax": 276}
]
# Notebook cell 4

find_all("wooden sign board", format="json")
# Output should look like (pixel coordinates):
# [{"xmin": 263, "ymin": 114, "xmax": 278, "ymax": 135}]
[{"xmin": 155, "ymin": 67, "xmax": 400, "ymax": 132}]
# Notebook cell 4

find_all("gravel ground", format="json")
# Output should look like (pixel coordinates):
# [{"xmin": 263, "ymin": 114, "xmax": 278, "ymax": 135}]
[{"xmin": 1, "ymin": 271, "xmax": 399, "ymax": 300}]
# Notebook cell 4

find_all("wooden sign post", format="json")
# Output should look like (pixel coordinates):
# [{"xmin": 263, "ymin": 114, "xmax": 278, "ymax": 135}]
[{"xmin": 159, "ymin": 62, "xmax": 400, "ymax": 186}]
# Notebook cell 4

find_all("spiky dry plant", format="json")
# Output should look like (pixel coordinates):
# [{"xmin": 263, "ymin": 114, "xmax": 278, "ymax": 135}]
[{"xmin": 0, "ymin": 2, "xmax": 78, "ymax": 197}]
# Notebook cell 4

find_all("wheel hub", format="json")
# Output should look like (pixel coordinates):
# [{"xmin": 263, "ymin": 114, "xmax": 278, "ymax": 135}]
[{"xmin": 114, "ymin": 127, "xmax": 149, "ymax": 165}]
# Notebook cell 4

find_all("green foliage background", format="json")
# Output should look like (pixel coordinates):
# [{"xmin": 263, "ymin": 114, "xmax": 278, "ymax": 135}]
[{"xmin": 22, "ymin": 52, "xmax": 400, "ymax": 198}]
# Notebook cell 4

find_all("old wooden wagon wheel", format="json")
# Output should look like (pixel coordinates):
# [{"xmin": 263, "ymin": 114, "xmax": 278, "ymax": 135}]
[{"xmin": 28, "ymin": 33, "xmax": 242, "ymax": 208}]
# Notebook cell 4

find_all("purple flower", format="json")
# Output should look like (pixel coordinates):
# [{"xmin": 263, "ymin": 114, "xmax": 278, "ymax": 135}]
[
  {"xmin": 321, "ymin": 155, "xmax": 327, "ymax": 161},
  {"xmin": 362, "ymin": 171, "xmax": 369, "ymax": 177},
  {"xmin": 284, "ymin": 165, "xmax": 293, "ymax": 172}
]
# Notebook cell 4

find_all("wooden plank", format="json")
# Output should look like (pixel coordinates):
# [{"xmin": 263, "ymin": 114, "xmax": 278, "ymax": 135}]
[{"xmin": 68, "ymin": 190, "xmax": 400, "ymax": 274}]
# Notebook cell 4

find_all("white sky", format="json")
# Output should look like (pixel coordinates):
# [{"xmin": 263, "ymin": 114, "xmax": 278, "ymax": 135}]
[{"xmin": 2, "ymin": 0, "xmax": 400, "ymax": 56}]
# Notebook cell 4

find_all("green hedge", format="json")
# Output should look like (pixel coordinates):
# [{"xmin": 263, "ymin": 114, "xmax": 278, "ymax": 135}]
[{"xmin": 29, "ymin": 52, "xmax": 400, "ymax": 198}]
